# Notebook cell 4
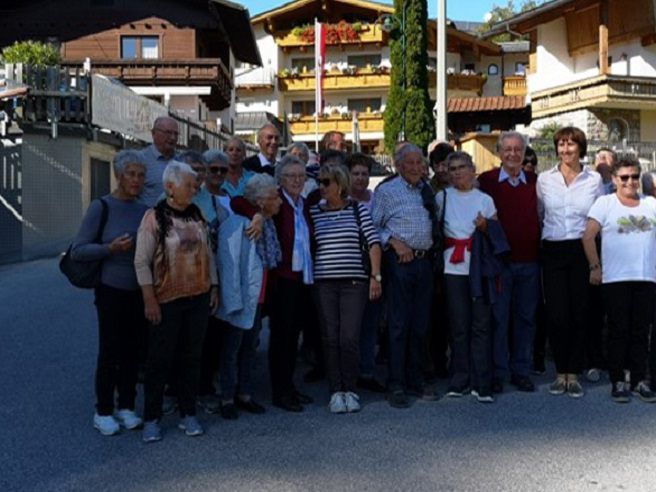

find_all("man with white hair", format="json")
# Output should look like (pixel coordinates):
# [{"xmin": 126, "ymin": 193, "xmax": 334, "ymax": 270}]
[
  {"xmin": 478, "ymin": 131, "xmax": 540, "ymax": 394},
  {"xmin": 139, "ymin": 116, "xmax": 180, "ymax": 207},
  {"xmin": 242, "ymin": 123, "xmax": 281, "ymax": 177},
  {"xmin": 372, "ymin": 143, "xmax": 436, "ymax": 408}
]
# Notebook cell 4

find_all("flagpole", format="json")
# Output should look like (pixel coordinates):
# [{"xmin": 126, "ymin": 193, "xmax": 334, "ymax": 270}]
[{"xmin": 314, "ymin": 18, "xmax": 321, "ymax": 152}]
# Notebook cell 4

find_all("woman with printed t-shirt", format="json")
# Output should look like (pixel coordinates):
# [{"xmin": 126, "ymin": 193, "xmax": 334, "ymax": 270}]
[{"xmin": 582, "ymin": 156, "xmax": 656, "ymax": 403}]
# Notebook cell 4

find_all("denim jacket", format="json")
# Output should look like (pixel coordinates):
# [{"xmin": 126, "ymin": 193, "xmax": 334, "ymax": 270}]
[{"xmin": 215, "ymin": 215, "xmax": 263, "ymax": 329}]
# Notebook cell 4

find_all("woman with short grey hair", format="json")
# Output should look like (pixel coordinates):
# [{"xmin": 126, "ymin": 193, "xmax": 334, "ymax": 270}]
[
  {"xmin": 288, "ymin": 142, "xmax": 310, "ymax": 163},
  {"xmin": 135, "ymin": 160, "xmax": 219, "ymax": 442},
  {"xmin": 215, "ymin": 173, "xmax": 281, "ymax": 419},
  {"xmin": 72, "ymin": 149, "xmax": 149, "ymax": 436}
]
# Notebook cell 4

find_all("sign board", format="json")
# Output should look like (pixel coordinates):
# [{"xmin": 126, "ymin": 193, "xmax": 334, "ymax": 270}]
[{"xmin": 91, "ymin": 74, "xmax": 168, "ymax": 143}]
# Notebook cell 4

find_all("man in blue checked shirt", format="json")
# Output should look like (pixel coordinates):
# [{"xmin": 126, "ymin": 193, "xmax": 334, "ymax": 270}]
[{"xmin": 372, "ymin": 144, "xmax": 436, "ymax": 409}]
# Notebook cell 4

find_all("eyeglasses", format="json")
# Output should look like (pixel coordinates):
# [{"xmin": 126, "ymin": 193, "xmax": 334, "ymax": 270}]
[
  {"xmin": 448, "ymin": 164, "xmax": 469, "ymax": 172},
  {"xmin": 208, "ymin": 167, "xmax": 229, "ymax": 175},
  {"xmin": 617, "ymin": 173, "xmax": 640, "ymax": 182},
  {"xmin": 282, "ymin": 173, "xmax": 306, "ymax": 181},
  {"xmin": 154, "ymin": 128, "xmax": 179, "ymax": 138},
  {"xmin": 318, "ymin": 178, "xmax": 332, "ymax": 187}
]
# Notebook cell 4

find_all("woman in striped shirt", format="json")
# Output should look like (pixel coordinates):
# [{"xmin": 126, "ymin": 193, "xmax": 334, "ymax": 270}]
[{"xmin": 310, "ymin": 164, "xmax": 382, "ymax": 414}]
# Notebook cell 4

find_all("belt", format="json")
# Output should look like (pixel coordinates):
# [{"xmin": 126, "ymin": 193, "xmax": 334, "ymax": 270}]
[{"xmin": 413, "ymin": 249, "xmax": 428, "ymax": 259}]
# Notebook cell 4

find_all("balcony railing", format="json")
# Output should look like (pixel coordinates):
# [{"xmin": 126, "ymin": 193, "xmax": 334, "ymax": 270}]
[
  {"xmin": 446, "ymin": 73, "xmax": 487, "ymax": 95},
  {"xmin": 279, "ymin": 67, "xmax": 390, "ymax": 92},
  {"xmin": 503, "ymin": 75, "xmax": 527, "ymax": 97},
  {"xmin": 289, "ymin": 112, "xmax": 384, "ymax": 135},
  {"xmin": 235, "ymin": 66, "xmax": 276, "ymax": 90},
  {"xmin": 531, "ymin": 74, "xmax": 656, "ymax": 118}
]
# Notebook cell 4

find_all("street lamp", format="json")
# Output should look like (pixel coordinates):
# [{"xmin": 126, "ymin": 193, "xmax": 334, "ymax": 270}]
[{"xmin": 376, "ymin": 4, "xmax": 410, "ymax": 141}]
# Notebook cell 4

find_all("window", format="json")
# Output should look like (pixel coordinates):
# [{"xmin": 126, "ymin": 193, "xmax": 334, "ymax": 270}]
[
  {"xmin": 347, "ymin": 54, "xmax": 382, "ymax": 68},
  {"xmin": 90, "ymin": 158, "xmax": 111, "ymax": 201},
  {"xmin": 488, "ymin": 63, "xmax": 499, "ymax": 76},
  {"xmin": 291, "ymin": 57, "xmax": 315, "ymax": 71},
  {"xmin": 347, "ymin": 98, "xmax": 381, "ymax": 113},
  {"xmin": 291, "ymin": 100, "xmax": 316, "ymax": 115},
  {"xmin": 121, "ymin": 36, "xmax": 159, "ymax": 59},
  {"xmin": 515, "ymin": 62, "xmax": 527, "ymax": 75},
  {"xmin": 464, "ymin": 63, "xmax": 475, "ymax": 71}
]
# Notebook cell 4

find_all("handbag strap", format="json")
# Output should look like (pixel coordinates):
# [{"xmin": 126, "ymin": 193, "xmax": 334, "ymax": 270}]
[
  {"xmin": 351, "ymin": 200, "xmax": 369, "ymax": 251},
  {"xmin": 94, "ymin": 198, "xmax": 109, "ymax": 244}
]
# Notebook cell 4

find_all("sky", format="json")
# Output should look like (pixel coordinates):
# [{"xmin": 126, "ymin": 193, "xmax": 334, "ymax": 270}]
[{"xmin": 241, "ymin": 0, "xmax": 499, "ymax": 23}]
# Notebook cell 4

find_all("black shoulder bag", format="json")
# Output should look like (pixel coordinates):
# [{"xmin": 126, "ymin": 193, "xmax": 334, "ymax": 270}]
[
  {"xmin": 420, "ymin": 182, "xmax": 446, "ymax": 274},
  {"xmin": 59, "ymin": 198, "xmax": 109, "ymax": 289}
]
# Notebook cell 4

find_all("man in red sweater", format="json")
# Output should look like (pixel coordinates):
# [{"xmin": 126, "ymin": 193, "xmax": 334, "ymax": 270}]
[{"xmin": 478, "ymin": 132, "xmax": 541, "ymax": 394}]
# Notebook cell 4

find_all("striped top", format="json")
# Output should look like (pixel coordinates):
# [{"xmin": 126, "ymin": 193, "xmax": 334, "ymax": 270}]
[{"xmin": 310, "ymin": 202, "xmax": 380, "ymax": 280}]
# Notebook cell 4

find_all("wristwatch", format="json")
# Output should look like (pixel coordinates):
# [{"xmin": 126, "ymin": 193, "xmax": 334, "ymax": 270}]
[{"xmin": 371, "ymin": 273, "xmax": 382, "ymax": 282}]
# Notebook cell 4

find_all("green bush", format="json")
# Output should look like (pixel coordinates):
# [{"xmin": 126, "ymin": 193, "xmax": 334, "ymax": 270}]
[{"xmin": 2, "ymin": 40, "xmax": 61, "ymax": 66}]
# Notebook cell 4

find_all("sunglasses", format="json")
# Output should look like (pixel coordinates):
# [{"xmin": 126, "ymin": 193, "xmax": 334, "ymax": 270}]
[
  {"xmin": 318, "ymin": 178, "xmax": 332, "ymax": 187},
  {"xmin": 617, "ymin": 173, "xmax": 640, "ymax": 182},
  {"xmin": 208, "ymin": 167, "xmax": 229, "ymax": 175}
]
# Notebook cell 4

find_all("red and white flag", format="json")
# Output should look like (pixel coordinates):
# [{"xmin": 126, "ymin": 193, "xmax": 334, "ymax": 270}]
[{"xmin": 314, "ymin": 19, "xmax": 326, "ymax": 115}]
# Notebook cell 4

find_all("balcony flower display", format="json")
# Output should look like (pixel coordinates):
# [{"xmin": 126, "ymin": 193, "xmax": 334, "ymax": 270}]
[{"xmin": 290, "ymin": 21, "xmax": 365, "ymax": 45}]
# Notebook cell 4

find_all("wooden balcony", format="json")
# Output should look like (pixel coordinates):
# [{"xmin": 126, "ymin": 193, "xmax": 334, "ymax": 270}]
[
  {"xmin": 276, "ymin": 26, "xmax": 385, "ymax": 50},
  {"xmin": 62, "ymin": 58, "xmax": 232, "ymax": 108},
  {"xmin": 279, "ymin": 68, "xmax": 390, "ymax": 92},
  {"xmin": 531, "ymin": 74, "xmax": 656, "ymax": 118},
  {"xmin": 503, "ymin": 75, "xmax": 527, "ymax": 97},
  {"xmin": 289, "ymin": 112, "xmax": 384, "ymax": 135}
]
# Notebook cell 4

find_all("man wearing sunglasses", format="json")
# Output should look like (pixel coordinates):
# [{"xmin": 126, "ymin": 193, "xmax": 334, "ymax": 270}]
[{"xmin": 139, "ymin": 116, "xmax": 180, "ymax": 207}]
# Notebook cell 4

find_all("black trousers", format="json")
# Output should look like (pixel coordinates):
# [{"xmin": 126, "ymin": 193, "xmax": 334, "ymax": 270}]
[
  {"xmin": 312, "ymin": 279, "xmax": 368, "ymax": 393},
  {"xmin": 445, "ymin": 274, "xmax": 492, "ymax": 393},
  {"xmin": 198, "ymin": 316, "xmax": 225, "ymax": 396},
  {"xmin": 94, "ymin": 284, "xmax": 145, "ymax": 415},
  {"xmin": 603, "ymin": 282, "xmax": 654, "ymax": 385},
  {"xmin": 542, "ymin": 240, "xmax": 589, "ymax": 375},
  {"xmin": 143, "ymin": 293, "xmax": 209, "ymax": 421},
  {"xmin": 269, "ymin": 277, "xmax": 311, "ymax": 399}
]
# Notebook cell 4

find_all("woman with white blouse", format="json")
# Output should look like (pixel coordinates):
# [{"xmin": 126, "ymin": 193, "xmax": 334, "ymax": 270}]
[
  {"xmin": 537, "ymin": 126, "xmax": 603, "ymax": 398},
  {"xmin": 582, "ymin": 156, "xmax": 656, "ymax": 403}
]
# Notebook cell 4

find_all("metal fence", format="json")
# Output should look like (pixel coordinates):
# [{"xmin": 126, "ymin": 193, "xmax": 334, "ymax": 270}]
[{"xmin": 531, "ymin": 138, "xmax": 656, "ymax": 172}]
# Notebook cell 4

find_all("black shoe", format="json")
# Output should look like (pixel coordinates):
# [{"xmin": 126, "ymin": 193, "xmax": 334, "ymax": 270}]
[
  {"xmin": 236, "ymin": 398, "xmax": 266, "ymax": 414},
  {"xmin": 531, "ymin": 358, "xmax": 546, "ymax": 375},
  {"xmin": 357, "ymin": 376, "xmax": 386, "ymax": 393},
  {"xmin": 611, "ymin": 381, "xmax": 630, "ymax": 403},
  {"xmin": 492, "ymin": 379, "xmax": 504, "ymax": 394},
  {"xmin": 387, "ymin": 389, "xmax": 410, "ymax": 409},
  {"xmin": 272, "ymin": 395, "xmax": 303, "ymax": 412},
  {"xmin": 510, "ymin": 375, "xmax": 535, "ymax": 392},
  {"xmin": 293, "ymin": 390, "xmax": 314, "ymax": 405},
  {"xmin": 220, "ymin": 402, "xmax": 239, "ymax": 420},
  {"xmin": 303, "ymin": 367, "xmax": 325, "ymax": 383}
]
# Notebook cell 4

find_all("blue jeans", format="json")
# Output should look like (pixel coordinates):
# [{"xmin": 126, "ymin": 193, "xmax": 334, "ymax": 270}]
[
  {"xmin": 492, "ymin": 262, "xmax": 540, "ymax": 379},
  {"xmin": 359, "ymin": 298, "xmax": 382, "ymax": 377},
  {"xmin": 384, "ymin": 251, "xmax": 433, "ymax": 391},
  {"xmin": 220, "ymin": 307, "xmax": 262, "ymax": 399}
]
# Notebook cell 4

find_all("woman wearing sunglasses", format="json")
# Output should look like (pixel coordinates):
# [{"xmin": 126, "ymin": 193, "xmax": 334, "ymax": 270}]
[
  {"xmin": 582, "ymin": 156, "xmax": 656, "ymax": 403},
  {"xmin": 310, "ymin": 164, "xmax": 382, "ymax": 413}
]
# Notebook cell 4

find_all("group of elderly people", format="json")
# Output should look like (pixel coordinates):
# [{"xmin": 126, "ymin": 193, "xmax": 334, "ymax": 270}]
[{"xmin": 72, "ymin": 115, "xmax": 656, "ymax": 443}]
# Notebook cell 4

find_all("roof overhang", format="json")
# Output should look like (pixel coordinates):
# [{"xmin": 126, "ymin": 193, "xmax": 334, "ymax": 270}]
[
  {"xmin": 252, "ymin": 0, "xmax": 394, "ymax": 24},
  {"xmin": 209, "ymin": 0, "xmax": 262, "ymax": 65},
  {"xmin": 482, "ymin": 0, "xmax": 583, "ymax": 38}
]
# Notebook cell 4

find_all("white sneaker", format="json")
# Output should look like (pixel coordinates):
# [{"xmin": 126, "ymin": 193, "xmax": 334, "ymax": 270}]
[
  {"xmin": 343, "ymin": 392, "xmax": 361, "ymax": 413},
  {"xmin": 114, "ymin": 409, "xmax": 143, "ymax": 430},
  {"xmin": 328, "ymin": 392, "xmax": 347, "ymax": 414},
  {"xmin": 93, "ymin": 413, "xmax": 120, "ymax": 436}
]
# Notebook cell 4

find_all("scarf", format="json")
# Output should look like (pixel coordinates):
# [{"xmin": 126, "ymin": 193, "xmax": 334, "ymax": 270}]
[
  {"xmin": 256, "ymin": 218, "xmax": 282, "ymax": 270},
  {"xmin": 283, "ymin": 189, "xmax": 314, "ymax": 285}
]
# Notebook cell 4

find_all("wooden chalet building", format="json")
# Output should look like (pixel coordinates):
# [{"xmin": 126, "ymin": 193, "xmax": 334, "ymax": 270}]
[{"xmin": 0, "ymin": 0, "xmax": 261, "ymax": 132}]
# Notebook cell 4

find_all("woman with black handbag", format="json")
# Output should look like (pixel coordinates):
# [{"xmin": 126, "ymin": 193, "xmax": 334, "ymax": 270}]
[
  {"xmin": 71, "ymin": 150, "xmax": 149, "ymax": 436},
  {"xmin": 309, "ymin": 164, "xmax": 382, "ymax": 414}
]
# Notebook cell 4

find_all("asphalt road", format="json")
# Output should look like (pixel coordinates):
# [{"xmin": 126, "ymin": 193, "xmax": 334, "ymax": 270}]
[{"xmin": 1, "ymin": 258, "xmax": 655, "ymax": 492}]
